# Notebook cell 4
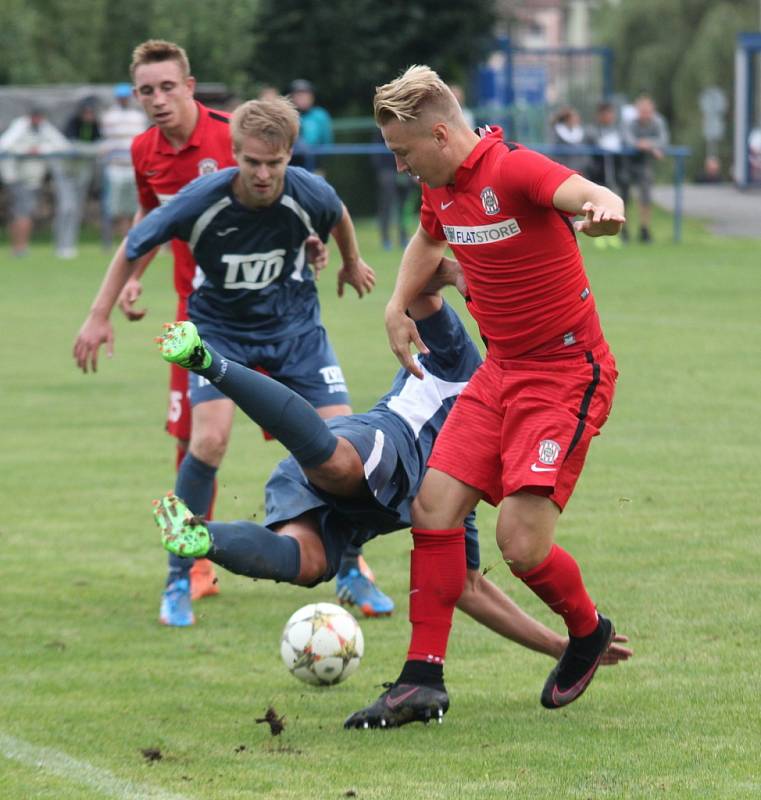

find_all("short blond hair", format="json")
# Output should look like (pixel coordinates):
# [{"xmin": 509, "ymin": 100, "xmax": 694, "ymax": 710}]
[
  {"xmin": 130, "ymin": 40, "xmax": 190, "ymax": 81},
  {"xmin": 231, "ymin": 98, "xmax": 300, "ymax": 152},
  {"xmin": 374, "ymin": 65, "xmax": 460, "ymax": 124}
]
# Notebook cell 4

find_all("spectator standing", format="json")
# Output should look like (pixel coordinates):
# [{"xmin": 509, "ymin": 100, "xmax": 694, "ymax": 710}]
[
  {"xmin": 288, "ymin": 79, "xmax": 332, "ymax": 170},
  {"xmin": 99, "ymin": 83, "xmax": 148, "ymax": 246},
  {"xmin": 0, "ymin": 106, "xmax": 70, "ymax": 257},
  {"xmin": 550, "ymin": 106, "xmax": 589, "ymax": 175},
  {"xmin": 371, "ymin": 128, "xmax": 414, "ymax": 250},
  {"xmin": 622, "ymin": 94, "xmax": 669, "ymax": 243},
  {"xmin": 585, "ymin": 101, "xmax": 627, "ymax": 246},
  {"xmin": 53, "ymin": 97, "xmax": 102, "ymax": 259}
]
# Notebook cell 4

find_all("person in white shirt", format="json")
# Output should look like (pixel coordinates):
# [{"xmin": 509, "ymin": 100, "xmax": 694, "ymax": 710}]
[
  {"xmin": 99, "ymin": 83, "xmax": 148, "ymax": 245},
  {"xmin": 0, "ymin": 106, "xmax": 70, "ymax": 257}
]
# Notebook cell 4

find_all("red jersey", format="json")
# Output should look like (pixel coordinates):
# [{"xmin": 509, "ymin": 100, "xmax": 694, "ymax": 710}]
[
  {"xmin": 131, "ymin": 102, "xmax": 236, "ymax": 299},
  {"xmin": 420, "ymin": 127, "xmax": 602, "ymax": 358}
]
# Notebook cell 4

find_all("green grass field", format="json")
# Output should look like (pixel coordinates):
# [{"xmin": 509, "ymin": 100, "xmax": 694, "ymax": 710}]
[{"xmin": 2, "ymin": 211, "xmax": 760, "ymax": 799}]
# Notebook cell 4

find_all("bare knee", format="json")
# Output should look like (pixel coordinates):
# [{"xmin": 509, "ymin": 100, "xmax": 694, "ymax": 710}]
[
  {"xmin": 498, "ymin": 493, "xmax": 558, "ymax": 573},
  {"xmin": 411, "ymin": 470, "xmax": 480, "ymax": 529},
  {"xmin": 190, "ymin": 426, "xmax": 230, "ymax": 466}
]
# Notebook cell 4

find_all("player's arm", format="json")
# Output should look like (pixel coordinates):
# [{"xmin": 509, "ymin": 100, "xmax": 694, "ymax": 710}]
[
  {"xmin": 115, "ymin": 205, "xmax": 161, "ymax": 321},
  {"xmin": 72, "ymin": 230, "xmax": 158, "ymax": 373},
  {"xmin": 73, "ymin": 204, "xmax": 179, "ymax": 373},
  {"xmin": 385, "ymin": 225, "xmax": 448, "ymax": 378},
  {"xmin": 552, "ymin": 173, "xmax": 625, "ymax": 237},
  {"xmin": 329, "ymin": 204, "xmax": 376, "ymax": 298},
  {"xmin": 457, "ymin": 570, "xmax": 633, "ymax": 665}
]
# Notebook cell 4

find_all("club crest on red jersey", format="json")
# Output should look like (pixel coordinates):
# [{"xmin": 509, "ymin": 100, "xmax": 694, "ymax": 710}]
[
  {"xmin": 480, "ymin": 186, "xmax": 500, "ymax": 215},
  {"xmin": 537, "ymin": 439, "xmax": 561, "ymax": 465},
  {"xmin": 198, "ymin": 158, "xmax": 219, "ymax": 176}
]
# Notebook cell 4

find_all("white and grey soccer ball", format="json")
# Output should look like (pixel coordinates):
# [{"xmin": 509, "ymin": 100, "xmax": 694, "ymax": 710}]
[{"xmin": 280, "ymin": 602, "xmax": 364, "ymax": 686}]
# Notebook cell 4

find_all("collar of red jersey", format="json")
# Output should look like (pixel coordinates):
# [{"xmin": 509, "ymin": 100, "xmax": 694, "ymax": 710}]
[
  {"xmin": 455, "ymin": 124, "xmax": 505, "ymax": 178},
  {"xmin": 156, "ymin": 101, "xmax": 208, "ymax": 155}
]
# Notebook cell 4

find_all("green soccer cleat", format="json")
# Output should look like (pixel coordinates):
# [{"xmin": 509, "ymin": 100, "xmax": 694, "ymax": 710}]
[
  {"xmin": 153, "ymin": 493, "xmax": 212, "ymax": 558},
  {"xmin": 155, "ymin": 321, "xmax": 211, "ymax": 370}
]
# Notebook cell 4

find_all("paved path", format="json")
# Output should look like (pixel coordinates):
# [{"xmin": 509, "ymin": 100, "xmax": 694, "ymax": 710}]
[{"xmin": 653, "ymin": 183, "xmax": 761, "ymax": 238}]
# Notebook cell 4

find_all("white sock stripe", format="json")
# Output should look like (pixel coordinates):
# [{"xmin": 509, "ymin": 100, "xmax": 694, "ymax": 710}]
[{"xmin": 0, "ymin": 731, "xmax": 193, "ymax": 800}]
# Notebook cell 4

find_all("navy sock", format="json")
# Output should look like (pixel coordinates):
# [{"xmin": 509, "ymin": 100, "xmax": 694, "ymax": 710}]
[
  {"xmin": 193, "ymin": 344, "xmax": 338, "ymax": 468},
  {"xmin": 337, "ymin": 542, "xmax": 361, "ymax": 577},
  {"xmin": 168, "ymin": 453, "xmax": 217, "ymax": 583},
  {"xmin": 207, "ymin": 520, "xmax": 301, "ymax": 583}
]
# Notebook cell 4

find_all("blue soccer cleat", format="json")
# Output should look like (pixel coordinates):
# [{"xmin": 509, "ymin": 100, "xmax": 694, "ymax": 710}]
[
  {"xmin": 336, "ymin": 568, "xmax": 394, "ymax": 618},
  {"xmin": 159, "ymin": 577, "xmax": 195, "ymax": 627}
]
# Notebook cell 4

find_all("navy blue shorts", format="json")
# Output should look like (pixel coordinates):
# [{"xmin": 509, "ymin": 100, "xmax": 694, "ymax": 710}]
[
  {"xmin": 189, "ymin": 324, "xmax": 350, "ymax": 409},
  {"xmin": 264, "ymin": 418, "xmax": 481, "ymax": 581}
]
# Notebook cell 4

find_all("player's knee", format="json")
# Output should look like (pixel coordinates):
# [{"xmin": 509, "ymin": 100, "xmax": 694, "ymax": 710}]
[
  {"xmin": 410, "ymin": 494, "xmax": 461, "ymax": 529},
  {"xmin": 293, "ymin": 544, "xmax": 328, "ymax": 586},
  {"xmin": 190, "ymin": 429, "xmax": 230, "ymax": 465},
  {"xmin": 499, "ymin": 532, "xmax": 551, "ymax": 574}
]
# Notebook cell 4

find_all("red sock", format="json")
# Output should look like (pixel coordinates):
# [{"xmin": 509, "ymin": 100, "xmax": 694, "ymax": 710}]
[
  {"xmin": 513, "ymin": 544, "xmax": 598, "ymax": 637},
  {"xmin": 406, "ymin": 528, "xmax": 466, "ymax": 664}
]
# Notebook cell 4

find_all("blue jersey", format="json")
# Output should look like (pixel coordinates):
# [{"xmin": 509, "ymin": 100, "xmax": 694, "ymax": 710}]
[
  {"xmin": 264, "ymin": 300, "xmax": 485, "ymax": 578},
  {"xmin": 126, "ymin": 166, "xmax": 343, "ymax": 342}
]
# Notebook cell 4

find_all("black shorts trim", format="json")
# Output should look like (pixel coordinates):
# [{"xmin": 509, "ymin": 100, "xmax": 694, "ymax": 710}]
[{"xmin": 566, "ymin": 351, "xmax": 600, "ymax": 459}]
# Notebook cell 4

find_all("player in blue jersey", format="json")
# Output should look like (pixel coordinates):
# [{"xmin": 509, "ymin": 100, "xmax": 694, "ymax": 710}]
[
  {"xmin": 153, "ymin": 272, "xmax": 632, "ymax": 726},
  {"xmin": 82, "ymin": 96, "xmax": 391, "ymax": 625}
]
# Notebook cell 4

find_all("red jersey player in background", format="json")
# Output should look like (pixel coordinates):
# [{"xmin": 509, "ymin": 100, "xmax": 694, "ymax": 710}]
[
  {"xmin": 74, "ymin": 40, "xmax": 235, "ymax": 608},
  {"xmin": 73, "ymin": 40, "xmax": 391, "ymax": 623},
  {"xmin": 345, "ymin": 66, "xmax": 626, "ymax": 729}
]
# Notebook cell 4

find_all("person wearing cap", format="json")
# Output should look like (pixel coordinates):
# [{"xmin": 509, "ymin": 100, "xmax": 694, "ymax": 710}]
[
  {"xmin": 289, "ymin": 79, "xmax": 333, "ymax": 170},
  {"xmin": 0, "ymin": 106, "xmax": 70, "ymax": 256},
  {"xmin": 99, "ymin": 82, "xmax": 148, "ymax": 245}
]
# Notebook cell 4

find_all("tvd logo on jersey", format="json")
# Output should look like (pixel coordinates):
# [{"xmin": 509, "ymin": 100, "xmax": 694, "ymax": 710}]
[
  {"xmin": 198, "ymin": 158, "xmax": 219, "ymax": 176},
  {"xmin": 319, "ymin": 365, "xmax": 348, "ymax": 394},
  {"xmin": 480, "ymin": 186, "xmax": 500, "ymax": 215},
  {"xmin": 222, "ymin": 249, "xmax": 285, "ymax": 290}
]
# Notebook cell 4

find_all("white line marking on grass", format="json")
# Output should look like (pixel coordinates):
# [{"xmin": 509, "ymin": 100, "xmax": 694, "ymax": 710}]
[{"xmin": 0, "ymin": 732, "xmax": 194, "ymax": 800}]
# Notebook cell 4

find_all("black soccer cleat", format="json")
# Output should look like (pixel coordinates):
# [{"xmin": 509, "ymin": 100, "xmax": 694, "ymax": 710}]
[
  {"xmin": 541, "ymin": 613, "xmax": 615, "ymax": 710},
  {"xmin": 343, "ymin": 682, "xmax": 449, "ymax": 729}
]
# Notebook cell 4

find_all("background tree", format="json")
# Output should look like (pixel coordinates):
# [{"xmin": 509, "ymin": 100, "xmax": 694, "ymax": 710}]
[
  {"xmin": 596, "ymin": 0, "xmax": 758, "ymax": 177},
  {"xmin": 248, "ymin": 0, "xmax": 497, "ymax": 115},
  {"xmin": 0, "ymin": 0, "xmax": 259, "ymax": 93}
]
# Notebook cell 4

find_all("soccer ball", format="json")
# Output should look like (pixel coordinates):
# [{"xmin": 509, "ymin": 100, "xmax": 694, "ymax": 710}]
[{"xmin": 280, "ymin": 602, "xmax": 364, "ymax": 686}]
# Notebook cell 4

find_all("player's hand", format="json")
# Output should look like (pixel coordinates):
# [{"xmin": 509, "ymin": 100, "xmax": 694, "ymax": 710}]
[
  {"xmin": 573, "ymin": 201, "xmax": 626, "ymax": 237},
  {"xmin": 385, "ymin": 304, "xmax": 429, "ymax": 379},
  {"xmin": 600, "ymin": 633, "xmax": 633, "ymax": 666},
  {"xmin": 306, "ymin": 234, "xmax": 329, "ymax": 276},
  {"xmin": 117, "ymin": 277, "xmax": 147, "ymax": 321},
  {"xmin": 73, "ymin": 314, "xmax": 114, "ymax": 374},
  {"xmin": 425, "ymin": 256, "xmax": 468, "ymax": 297},
  {"xmin": 337, "ymin": 258, "xmax": 376, "ymax": 299}
]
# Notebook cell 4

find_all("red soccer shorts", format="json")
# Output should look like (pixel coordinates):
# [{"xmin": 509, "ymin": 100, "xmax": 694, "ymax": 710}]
[
  {"xmin": 165, "ymin": 297, "xmax": 191, "ymax": 442},
  {"xmin": 428, "ymin": 343, "xmax": 617, "ymax": 510}
]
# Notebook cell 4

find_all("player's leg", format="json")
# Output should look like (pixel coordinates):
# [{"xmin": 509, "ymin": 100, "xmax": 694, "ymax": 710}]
[
  {"xmin": 160, "ymin": 396, "xmax": 234, "ymax": 626},
  {"xmin": 497, "ymin": 347, "xmax": 618, "ymax": 708},
  {"xmin": 167, "ymin": 355, "xmax": 219, "ymax": 602},
  {"xmin": 264, "ymin": 326, "xmax": 394, "ymax": 617},
  {"xmin": 344, "ymin": 468, "xmax": 481, "ymax": 729},
  {"xmin": 154, "ymin": 497, "xmax": 328, "ymax": 586},
  {"xmin": 345, "ymin": 365, "xmax": 500, "ymax": 728},
  {"xmin": 497, "ymin": 493, "xmax": 613, "ymax": 708}
]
